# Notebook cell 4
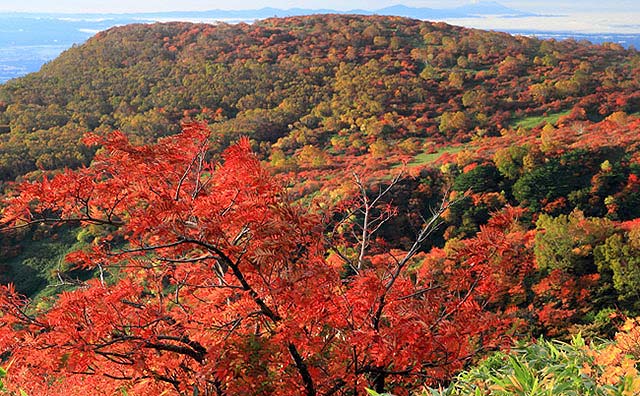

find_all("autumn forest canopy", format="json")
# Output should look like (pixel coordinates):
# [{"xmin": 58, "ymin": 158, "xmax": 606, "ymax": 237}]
[{"xmin": 1, "ymin": 14, "xmax": 640, "ymax": 396}]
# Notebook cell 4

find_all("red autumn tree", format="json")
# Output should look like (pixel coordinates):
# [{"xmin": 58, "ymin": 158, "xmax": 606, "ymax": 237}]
[{"xmin": 1, "ymin": 123, "xmax": 519, "ymax": 395}]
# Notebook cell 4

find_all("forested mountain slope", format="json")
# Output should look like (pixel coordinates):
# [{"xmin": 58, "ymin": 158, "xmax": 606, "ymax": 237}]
[
  {"xmin": 0, "ymin": 15, "xmax": 638, "ymax": 182},
  {"xmin": 2, "ymin": 15, "xmax": 640, "ymax": 396},
  {"xmin": 2, "ymin": 12, "xmax": 640, "ymax": 330}
]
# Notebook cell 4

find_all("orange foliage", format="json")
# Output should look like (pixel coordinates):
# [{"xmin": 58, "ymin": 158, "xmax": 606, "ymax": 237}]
[{"xmin": 0, "ymin": 124, "xmax": 525, "ymax": 395}]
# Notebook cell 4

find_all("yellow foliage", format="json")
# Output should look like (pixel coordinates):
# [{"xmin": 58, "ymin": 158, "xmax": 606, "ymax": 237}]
[
  {"xmin": 606, "ymin": 111, "xmax": 629, "ymax": 125},
  {"xmin": 455, "ymin": 149, "xmax": 475, "ymax": 168},
  {"xmin": 296, "ymin": 144, "xmax": 328, "ymax": 168},
  {"xmin": 540, "ymin": 123, "xmax": 558, "ymax": 153},
  {"xmin": 585, "ymin": 317, "xmax": 640, "ymax": 393},
  {"xmin": 369, "ymin": 138, "xmax": 389, "ymax": 158}
]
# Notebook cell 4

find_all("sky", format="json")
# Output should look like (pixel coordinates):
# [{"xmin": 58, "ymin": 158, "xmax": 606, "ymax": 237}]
[
  {"xmin": 0, "ymin": 1, "xmax": 638, "ymax": 33},
  {"xmin": 0, "ymin": 1, "xmax": 637, "ymax": 14}
]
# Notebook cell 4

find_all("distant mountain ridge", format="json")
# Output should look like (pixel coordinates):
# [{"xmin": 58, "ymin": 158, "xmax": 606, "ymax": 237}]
[
  {"xmin": 6, "ymin": 2, "xmax": 536, "ymax": 21},
  {"xmin": 375, "ymin": 2, "xmax": 536, "ymax": 19}
]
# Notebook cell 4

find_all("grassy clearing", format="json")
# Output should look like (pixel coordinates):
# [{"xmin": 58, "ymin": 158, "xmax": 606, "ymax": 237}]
[
  {"xmin": 512, "ymin": 109, "xmax": 571, "ymax": 129},
  {"xmin": 401, "ymin": 145, "xmax": 465, "ymax": 168}
]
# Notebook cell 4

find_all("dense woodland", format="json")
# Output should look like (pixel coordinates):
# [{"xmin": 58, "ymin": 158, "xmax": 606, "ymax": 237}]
[{"xmin": 1, "ymin": 14, "xmax": 640, "ymax": 395}]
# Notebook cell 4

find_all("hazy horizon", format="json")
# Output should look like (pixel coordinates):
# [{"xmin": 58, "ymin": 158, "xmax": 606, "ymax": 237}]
[
  {"xmin": 0, "ymin": 1, "xmax": 638, "ymax": 35},
  {"xmin": 0, "ymin": 1, "xmax": 638, "ymax": 14}
]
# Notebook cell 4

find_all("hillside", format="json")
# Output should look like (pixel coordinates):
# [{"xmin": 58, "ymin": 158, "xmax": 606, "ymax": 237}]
[
  {"xmin": 1, "ymin": 14, "xmax": 640, "ymax": 395},
  {"xmin": 3, "ymin": 11, "xmax": 640, "ymax": 330},
  {"xmin": 0, "ymin": 15, "xmax": 638, "ymax": 183}
]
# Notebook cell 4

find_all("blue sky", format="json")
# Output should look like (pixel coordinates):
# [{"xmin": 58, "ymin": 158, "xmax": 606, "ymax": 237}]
[{"xmin": 0, "ymin": 1, "xmax": 637, "ymax": 14}]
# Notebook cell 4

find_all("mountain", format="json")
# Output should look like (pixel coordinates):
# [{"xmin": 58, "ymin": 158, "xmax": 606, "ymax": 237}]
[
  {"xmin": 0, "ymin": 13, "xmax": 639, "ymax": 308},
  {"xmin": 10, "ymin": 2, "xmax": 536, "ymax": 21},
  {"xmin": 0, "ymin": 14, "xmax": 637, "ymax": 183},
  {"xmin": 378, "ymin": 2, "xmax": 535, "ymax": 19},
  {"xmin": 0, "ymin": 4, "xmax": 537, "ymax": 83},
  {"xmin": 1, "ymin": 14, "xmax": 640, "ymax": 395},
  {"xmin": 139, "ymin": 2, "xmax": 536, "ymax": 19},
  {"xmin": 453, "ymin": 1, "xmax": 535, "ymax": 16}
]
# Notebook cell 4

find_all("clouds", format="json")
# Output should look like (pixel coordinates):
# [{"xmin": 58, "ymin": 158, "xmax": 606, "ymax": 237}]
[{"xmin": 509, "ymin": 0, "xmax": 640, "ymax": 13}]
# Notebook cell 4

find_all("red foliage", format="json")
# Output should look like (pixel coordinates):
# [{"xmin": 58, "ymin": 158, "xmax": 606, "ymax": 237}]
[
  {"xmin": 532, "ymin": 269, "xmax": 600, "ymax": 336},
  {"xmin": 1, "ymin": 124, "xmax": 521, "ymax": 395}
]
